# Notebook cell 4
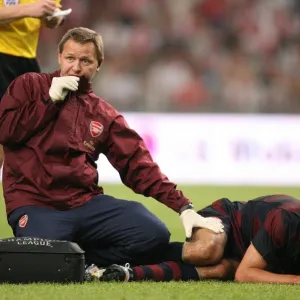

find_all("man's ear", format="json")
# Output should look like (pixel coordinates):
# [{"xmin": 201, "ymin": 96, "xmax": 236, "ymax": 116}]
[
  {"xmin": 58, "ymin": 52, "xmax": 62, "ymax": 66},
  {"xmin": 97, "ymin": 58, "xmax": 104, "ymax": 71}
]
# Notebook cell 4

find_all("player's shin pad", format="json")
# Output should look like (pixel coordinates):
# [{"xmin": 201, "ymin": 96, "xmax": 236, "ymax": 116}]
[{"xmin": 0, "ymin": 237, "xmax": 85, "ymax": 284}]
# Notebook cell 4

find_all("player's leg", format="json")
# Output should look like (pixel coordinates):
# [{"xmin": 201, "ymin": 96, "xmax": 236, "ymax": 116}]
[
  {"xmin": 75, "ymin": 195, "xmax": 170, "ymax": 267},
  {"xmin": 88, "ymin": 258, "xmax": 239, "ymax": 282},
  {"xmin": 84, "ymin": 198, "xmax": 232, "ymax": 282},
  {"xmin": 182, "ymin": 228, "xmax": 227, "ymax": 266},
  {"xmin": 181, "ymin": 198, "xmax": 234, "ymax": 266},
  {"xmin": 147, "ymin": 228, "xmax": 227, "ymax": 266},
  {"xmin": 137, "ymin": 200, "xmax": 231, "ymax": 266},
  {"xmin": 90, "ymin": 229, "xmax": 229, "ymax": 282},
  {"xmin": 91, "ymin": 226, "xmax": 231, "ymax": 282},
  {"xmin": 8, "ymin": 206, "xmax": 77, "ymax": 240}
]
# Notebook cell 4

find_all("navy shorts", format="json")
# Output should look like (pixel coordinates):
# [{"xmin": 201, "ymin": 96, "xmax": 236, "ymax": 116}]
[{"xmin": 8, "ymin": 195, "xmax": 171, "ymax": 267}]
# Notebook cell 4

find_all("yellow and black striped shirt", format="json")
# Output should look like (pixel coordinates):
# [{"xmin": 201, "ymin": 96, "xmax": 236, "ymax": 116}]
[{"xmin": 0, "ymin": 0, "xmax": 61, "ymax": 58}]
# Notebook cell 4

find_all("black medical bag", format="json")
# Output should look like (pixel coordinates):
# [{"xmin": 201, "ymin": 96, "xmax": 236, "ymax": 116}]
[{"xmin": 0, "ymin": 237, "xmax": 85, "ymax": 283}]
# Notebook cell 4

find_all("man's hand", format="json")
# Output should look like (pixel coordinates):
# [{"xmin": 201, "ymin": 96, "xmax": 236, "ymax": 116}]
[
  {"xmin": 26, "ymin": 0, "xmax": 58, "ymax": 18},
  {"xmin": 43, "ymin": 8, "xmax": 71, "ymax": 28},
  {"xmin": 180, "ymin": 209, "xmax": 224, "ymax": 239},
  {"xmin": 49, "ymin": 76, "xmax": 79, "ymax": 102},
  {"xmin": 42, "ymin": 9, "xmax": 63, "ymax": 29}
]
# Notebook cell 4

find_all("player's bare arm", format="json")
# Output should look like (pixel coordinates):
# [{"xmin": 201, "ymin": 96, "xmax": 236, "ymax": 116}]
[
  {"xmin": 182, "ymin": 228, "xmax": 227, "ymax": 266},
  {"xmin": 235, "ymin": 244, "xmax": 300, "ymax": 284},
  {"xmin": 0, "ymin": 0, "xmax": 57, "ymax": 24}
]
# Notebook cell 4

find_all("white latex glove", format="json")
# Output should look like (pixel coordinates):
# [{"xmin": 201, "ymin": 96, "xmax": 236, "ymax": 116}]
[
  {"xmin": 180, "ymin": 209, "xmax": 224, "ymax": 240},
  {"xmin": 49, "ymin": 76, "xmax": 79, "ymax": 102}
]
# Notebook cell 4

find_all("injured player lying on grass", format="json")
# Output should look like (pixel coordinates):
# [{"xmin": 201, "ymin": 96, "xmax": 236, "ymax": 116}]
[
  {"xmin": 85, "ymin": 228, "xmax": 238, "ymax": 282},
  {"xmin": 85, "ymin": 194, "xmax": 300, "ymax": 284}
]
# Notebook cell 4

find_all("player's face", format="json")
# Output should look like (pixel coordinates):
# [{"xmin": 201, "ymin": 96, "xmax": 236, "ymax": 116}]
[{"xmin": 58, "ymin": 39, "xmax": 99, "ymax": 81}]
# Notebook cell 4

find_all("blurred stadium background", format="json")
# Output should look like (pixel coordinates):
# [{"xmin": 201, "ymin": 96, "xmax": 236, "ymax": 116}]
[
  {"xmin": 2, "ymin": 0, "xmax": 300, "ymax": 239},
  {"xmin": 39, "ymin": 0, "xmax": 300, "ymax": 113},
  {"xmin": 2, "ymin": 1, "xmax": 300, "ymax": 298}
]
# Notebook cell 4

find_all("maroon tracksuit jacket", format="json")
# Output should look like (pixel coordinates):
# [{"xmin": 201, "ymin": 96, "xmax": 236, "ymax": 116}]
[{"xmin": 0, "ymin": 70, "xmax": 191, "ymax": 215}]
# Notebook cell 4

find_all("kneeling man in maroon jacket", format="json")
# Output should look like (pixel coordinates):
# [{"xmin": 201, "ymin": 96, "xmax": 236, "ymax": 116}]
[{"xmin": 0, "ymin": 27, "xmax": 223, "ymax": 270}]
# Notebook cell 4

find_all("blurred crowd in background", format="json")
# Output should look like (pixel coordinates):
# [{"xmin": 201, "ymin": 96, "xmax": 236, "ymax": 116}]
[{"xmin": 38, "ymin": 0, "xmax": 300, "ymax": 113}]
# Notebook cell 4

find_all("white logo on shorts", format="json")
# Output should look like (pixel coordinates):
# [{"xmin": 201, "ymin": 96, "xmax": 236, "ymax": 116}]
[
  {"xmin": 19, "ymin": 214, "xmax": 28, "ymax": 228},
  {"xmin": 4, "ymin": 0, "xmax": 19, "ymax": 6}
]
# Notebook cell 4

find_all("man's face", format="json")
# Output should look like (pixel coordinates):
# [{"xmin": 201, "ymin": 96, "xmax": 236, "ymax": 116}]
[{"xmin": 58, "ymin": 39, "xmax": 99, "ymax": 81}]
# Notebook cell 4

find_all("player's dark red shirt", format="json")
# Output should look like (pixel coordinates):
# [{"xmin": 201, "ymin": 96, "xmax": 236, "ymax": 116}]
[{"xmin": 198, "ymin": 194, "xmax": 300, "ymax": 274}]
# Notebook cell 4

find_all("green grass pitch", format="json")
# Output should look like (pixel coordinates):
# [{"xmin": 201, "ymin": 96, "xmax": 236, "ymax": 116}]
[{"xmin": 1, "ymin": 184, "xmax": 300, "ymax": 299}]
